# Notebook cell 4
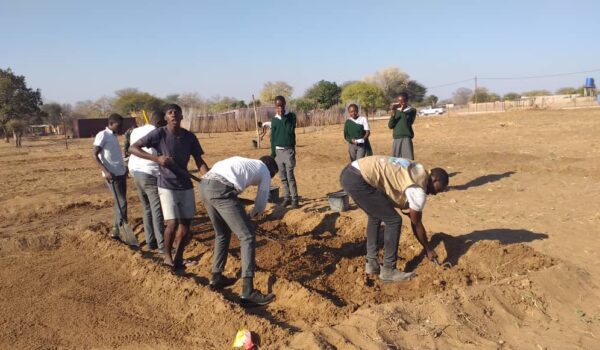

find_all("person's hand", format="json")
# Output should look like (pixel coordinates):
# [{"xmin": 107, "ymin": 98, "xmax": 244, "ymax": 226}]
[
  {"xmin": 389, "ymin": 103, "xmax": 399, "ymax": 111},
  {"xmin": 105, "ymin": 171, "xmax": 114, "ymax": 181},
  {"xmin": 351, "ymin": 139, "xmax": 356, "ymax": 144},
  {"xmin": 426, "ymin": 247, "xmax": 438, "ymax": 261},
  {"xmin": 156, "ymin": 155, "xmax": 173, "ymax": 167}
]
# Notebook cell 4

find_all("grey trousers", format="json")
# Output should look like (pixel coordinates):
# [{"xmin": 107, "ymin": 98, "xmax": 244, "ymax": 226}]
[
  {"xmin": 133, "ymin": 173, "xmax": 164, "ymax": 249},
  {"xmin": 392, "ymin": 137, "xmax": 414, "ymax": 160},
  {"xmin": 275, "ymin": 148, "xmax": 298, "ymax": 200},
  {"xmin": 340, "ymin": 165, "xmax": 402, "ymax": 268},
  {"xmin": 200, "ymin": 179, "xmax": 256, "ymax": 278},
  {"xmin": 348, "ymin": 143, "xmax": 367, "ymax": 162},
  {"xmin": 106, "ymin": 175, "xmax": 127, "ymax": 234}
]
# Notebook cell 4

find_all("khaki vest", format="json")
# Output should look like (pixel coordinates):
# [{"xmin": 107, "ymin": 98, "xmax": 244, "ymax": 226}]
[{"xmin": 357, "ymin": 156, "xmax": 429, "ymax": 209}]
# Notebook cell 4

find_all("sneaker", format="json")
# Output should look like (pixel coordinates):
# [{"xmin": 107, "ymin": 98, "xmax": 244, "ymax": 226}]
[
  {"xmin": 209, "ymin": 274, "xmax": 236, "ymax": 290},
  {"xmin": 280, "ymin": 198, "xmax": 291, "ymax": 207},
  {"xmin": 290, "ymin": 199, "xmax": 299, "ymax": 209},
  {"xmin": 365, "ymin": 260, "xmax": 381, "ymax": 275},
  {"xmin": 240, "ymin": 290, "xmax": 275, "ymax": 307},
  {"xmin": 379, "ymin": 267, "xmax": 415, "ymax": 283}
]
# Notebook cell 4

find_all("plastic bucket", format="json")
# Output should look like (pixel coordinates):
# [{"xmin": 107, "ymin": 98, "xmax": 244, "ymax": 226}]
[
  {"xmin": 327, "ymin": 190, "xmax": 349, "ymax": 212},
  {"xmin": 268, "ymin": 186, "xmax": 279, "ymax": 203}
]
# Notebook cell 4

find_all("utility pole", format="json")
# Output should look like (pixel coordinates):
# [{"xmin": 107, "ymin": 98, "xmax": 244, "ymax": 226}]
[
  {"xmin": 60, "ymin": 112, "xmax": 68, "ymax": 150},
  {"xmin": 474, "ymin": 75, "xmax": 478, "ymax": 112},
  {"xmin": 252, "ymin": 94, "xmax": 260, "ymax": 149}
]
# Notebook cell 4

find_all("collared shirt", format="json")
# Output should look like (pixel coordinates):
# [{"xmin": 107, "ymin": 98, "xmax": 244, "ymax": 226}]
[
  {"xmin": 93, "ymin": 127, "xmax": 126, "ymax": 177},
  {"xmin": 206, "ymin": 156, "xmax": 271, "ymax": 217},
  {"xmin": 351, "ymin": 159, "xmax": 426, "ymax": 211},
  {"xmin": 128, "ymin": 124, "xmax": 160, "ymax": 177},
  {"xmin": 348, "ymin": 116, "xmax": 370, "ymax": 130}
]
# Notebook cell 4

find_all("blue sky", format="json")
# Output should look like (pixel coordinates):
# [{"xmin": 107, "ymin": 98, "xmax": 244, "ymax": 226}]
[{"xmin": 1, "ymin": 0, "xmax": 598, "ymax": 104}]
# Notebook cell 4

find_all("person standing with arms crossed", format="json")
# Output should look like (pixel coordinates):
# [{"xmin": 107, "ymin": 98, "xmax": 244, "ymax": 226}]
[
  {"xmin": 270, "ymin": 96, "xmax": 300, "ymax": 208},
  {"xmin": 388, "ymin": 92, "xmax": 417, "ymax": 160},
  {"xmin": 129, "ymin": 104, "xmax": 209, "ymax": 270}
]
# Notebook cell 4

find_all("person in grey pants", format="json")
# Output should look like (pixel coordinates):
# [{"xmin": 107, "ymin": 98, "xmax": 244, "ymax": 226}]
[
  {"xmin": 200, "ymin": 155, "xmax": 279, "ymax": 307},
  {"xmin": 129, "ymin": 111, "xmax": 166, "ymax": 252}
]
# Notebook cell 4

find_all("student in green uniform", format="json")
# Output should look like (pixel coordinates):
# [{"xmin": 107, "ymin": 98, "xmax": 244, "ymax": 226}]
[
  {"xmin": 343, "ymin": 104, "xmax": 373, "ymax": 161},
  {"xmin": 270, "ymin": 96, "xmax": 300, "ymax": 208},
  {"xmin": 388, "ymin": 93, "xmax": 417, "ymax": 160}
]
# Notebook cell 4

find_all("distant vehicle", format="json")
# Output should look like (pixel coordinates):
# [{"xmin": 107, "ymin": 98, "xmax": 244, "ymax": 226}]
[{"xmin": 419, "ymin": 106, "xmax": 445, "ymax": 116}]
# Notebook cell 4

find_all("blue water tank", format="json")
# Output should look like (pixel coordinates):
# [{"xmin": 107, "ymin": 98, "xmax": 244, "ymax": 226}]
[{"xmin": 585, "ymin": 77, "xmax": 595, "ymax": 88}]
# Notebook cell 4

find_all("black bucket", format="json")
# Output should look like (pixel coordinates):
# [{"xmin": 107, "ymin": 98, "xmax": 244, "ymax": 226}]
[
  {"xmin": 327, "ymin": 190, "xmax": 349, "ymax": 212},
  {"xmin": 268, "ymin": 186, "xmax": 279, "ymax": 203}
]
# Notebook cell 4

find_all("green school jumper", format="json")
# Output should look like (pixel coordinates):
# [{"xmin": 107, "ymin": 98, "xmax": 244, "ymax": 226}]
[
  {"xmin": 270, "ymin": 113, "xmax": 297, "ymax": 158},
  {"xmin": 343, "ymin": 119, "xmax": 373, "ymax": 156}
]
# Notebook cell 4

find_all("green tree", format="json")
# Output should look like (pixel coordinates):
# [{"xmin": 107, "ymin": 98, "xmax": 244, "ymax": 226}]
[
  {"xmin": 364, "ymin": 66, "xmax": 427, "ymax": 103},
  {"xmin": 0, "ymin": 68, "xmax": 43, "ymax": 142},
  {"xmin": 340, "ymin": 82, "xmax": 386, "ymax": 116},
  {"xmin": 291, "ymin": 98, "xmax": 316, "ymax": 112},
  {"xmin": 452, "ymin": 87, "xmax": 473, "ymax": 105},
  {"xmin": 259, "ymin": 81, "xmax": 293, "ymax": 104},
  {"xmin": 164, "ymin": 94, "xmax": 180, "ymax": 104},
  {"xmin": 113, "ymin": 88, "xmax": 163, "ymax": 115},
  {"xmin": 471, "ymin": 87, "xmax": 491, "ymax": 103},
  {"xmin": 503, "ymin": 92, "xmax": 520, "ymax": 101},
  {"xmin": 555, "ymin": 87, "xmax": 583, "ymax": 95},
  {"xmin": 421, "ymin": 95, "xmax": 439, "ymax": 107},
  {"xmin": 211, "ymin": 96, "xmax": 246, "ymax": 112},
  {"xmin": 304, "ymin": 80, "xmax": 341, "ymax": 109},
  {"xmin": 41, "ymin": 102, "xmax": 63, "ymax": 125},
  {"xmin": 521, "ymin": 90, "xmax": 551, "ymax": 97}
]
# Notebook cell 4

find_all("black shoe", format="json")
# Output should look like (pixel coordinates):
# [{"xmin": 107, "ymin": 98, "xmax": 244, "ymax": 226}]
[
  {"xmin": 209, "ymin": 274, "xmax": 237, "ymax": 290},
  {"xmin": 280, "ymin": 198, "xmax": 291, "ymax": 207},
  {"xmin": 240, "ymin": 290, "xmax": 275, "ymax": 307},
  {"xmin": 290, "ymin": 199, "xmax": 299, "ymax": 209}
]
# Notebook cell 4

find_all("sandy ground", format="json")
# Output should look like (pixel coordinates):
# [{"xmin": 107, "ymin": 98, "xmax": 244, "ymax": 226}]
[{"xmin": 1, "ymin": 108, "xmax": 600, "ymax": 349}]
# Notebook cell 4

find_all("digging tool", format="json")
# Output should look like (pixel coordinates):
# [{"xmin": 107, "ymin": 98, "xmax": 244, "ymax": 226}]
[
  {"xmin": 432, "ymin": 256, "xmax": 452, "ymax": 269},
  {"xmin": 110, "ymin": 180, "xmax": 139, "ymax": 247}
]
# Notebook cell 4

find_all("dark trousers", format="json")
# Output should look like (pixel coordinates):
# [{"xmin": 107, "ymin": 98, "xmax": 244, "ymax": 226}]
[
  {"xmin": 200, "ymin": 179, "xmax": 256, "ymax": 278},
  {"xmin": 106, "ymin": 175, "xmax": 127, "ymax": 233},
  {"xmin": 340, "ymin": 165, "xmax": 402, "ymax": 268},
  {"xmin": 133, "ymin": 173, "xmax": 164, "ymax": 249}
]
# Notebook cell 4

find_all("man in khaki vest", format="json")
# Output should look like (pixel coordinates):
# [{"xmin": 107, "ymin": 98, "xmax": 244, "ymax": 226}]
[{"xmin": 340, "ymin": 156, "xmax": 449, "ymax": 282}]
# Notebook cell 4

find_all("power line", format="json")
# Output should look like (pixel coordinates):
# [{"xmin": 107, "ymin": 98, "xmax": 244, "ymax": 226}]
[
  {"xmin": 479, "ymin": 68, "xmax": 600, "ymax": 80},
  {"xmin": 425, "ymin": 68, "xmax": 600, "ymax": 90}
]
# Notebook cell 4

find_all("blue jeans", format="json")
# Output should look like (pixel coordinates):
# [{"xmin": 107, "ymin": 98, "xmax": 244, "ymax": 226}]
[{"xmin": 133, "ymin": 173, "xmax": 164, "ymax": 249}]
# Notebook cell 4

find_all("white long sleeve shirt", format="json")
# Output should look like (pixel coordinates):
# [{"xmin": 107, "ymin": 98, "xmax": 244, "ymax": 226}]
[{"xmin": 206, "ymin": 156, "xmax": 271, "ymax": 217}]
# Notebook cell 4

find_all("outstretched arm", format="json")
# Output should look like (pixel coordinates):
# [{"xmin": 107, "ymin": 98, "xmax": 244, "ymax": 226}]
[{"xmin": 409, "ymin": 209, "xmax": 437, "ymax": 261}]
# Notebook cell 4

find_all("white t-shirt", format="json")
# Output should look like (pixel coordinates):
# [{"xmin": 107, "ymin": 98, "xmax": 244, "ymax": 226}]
[
  {"xmin": 350, "ymin": 160, "xmax": 426, "ymax": 211},
  {"xmin": 93, "ymin": 127, "xmax": 126, "ymax": 177},
  {"xmin": 128, "ymin": 124, "xmax": 159, "ymax": 177},
  {"xmin": 206, "ymin": 156, "xmax": 271, "ymax": 217}
]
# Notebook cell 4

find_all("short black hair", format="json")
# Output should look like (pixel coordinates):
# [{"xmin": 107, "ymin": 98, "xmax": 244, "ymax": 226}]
[
  {"xmin": 348, "ymin": 103, "xmax": 359, "ymax": 111},
  {"xmin": 257, "ymin": 121, "xmax": 263, "ymax": 127},
  {"xmin": 430, "ymin": 167, "xmax": 449, "ymax": 188},
  {"xmin": 108, "ymin": 113, "xmax": 123, "ymax": 124},
  {"xmin": 274, "ymin": 95, "xmax": 286, "ymax": 105},
  {"xmin": 398, "ymin": 92, "xmax": 409, "ymax": 100},
  {"xmin": 163, "ymin": 103, "xmax": 182, "ymax": 114},
  {"xmin": 150, "ymin": 109, "xmax": 165, "ymax": 125},
  {"xmin": 259, "ymin": 155, "xmax": 278, "ymax": 178}
]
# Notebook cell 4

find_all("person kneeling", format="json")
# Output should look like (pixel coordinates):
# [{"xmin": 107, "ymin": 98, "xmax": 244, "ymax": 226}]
[{"xmin": 201, "ymin": 155, "xmax": 278, "ymax": 306}]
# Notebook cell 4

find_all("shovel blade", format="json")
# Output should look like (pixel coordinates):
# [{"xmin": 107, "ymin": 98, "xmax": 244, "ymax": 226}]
[{"xmin": 119, "ymin": 223, "xmax": 139, "ymax": 247}]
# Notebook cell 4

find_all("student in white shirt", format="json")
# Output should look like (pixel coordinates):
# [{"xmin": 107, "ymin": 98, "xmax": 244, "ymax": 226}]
[
  {"xmin": 343, "ymin": 104, "xmax": 373, "ymax": 161},
  {"xmin": 129, "ymin": 110, "xmax": 166, "ymax": 252},
  {"xmin": 92, "ymin": 113, "xmax": 127, "ymax": 240},
  {"xmin": 200, "ymin": 155, "xmax": 278, "ymax": 307}
]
